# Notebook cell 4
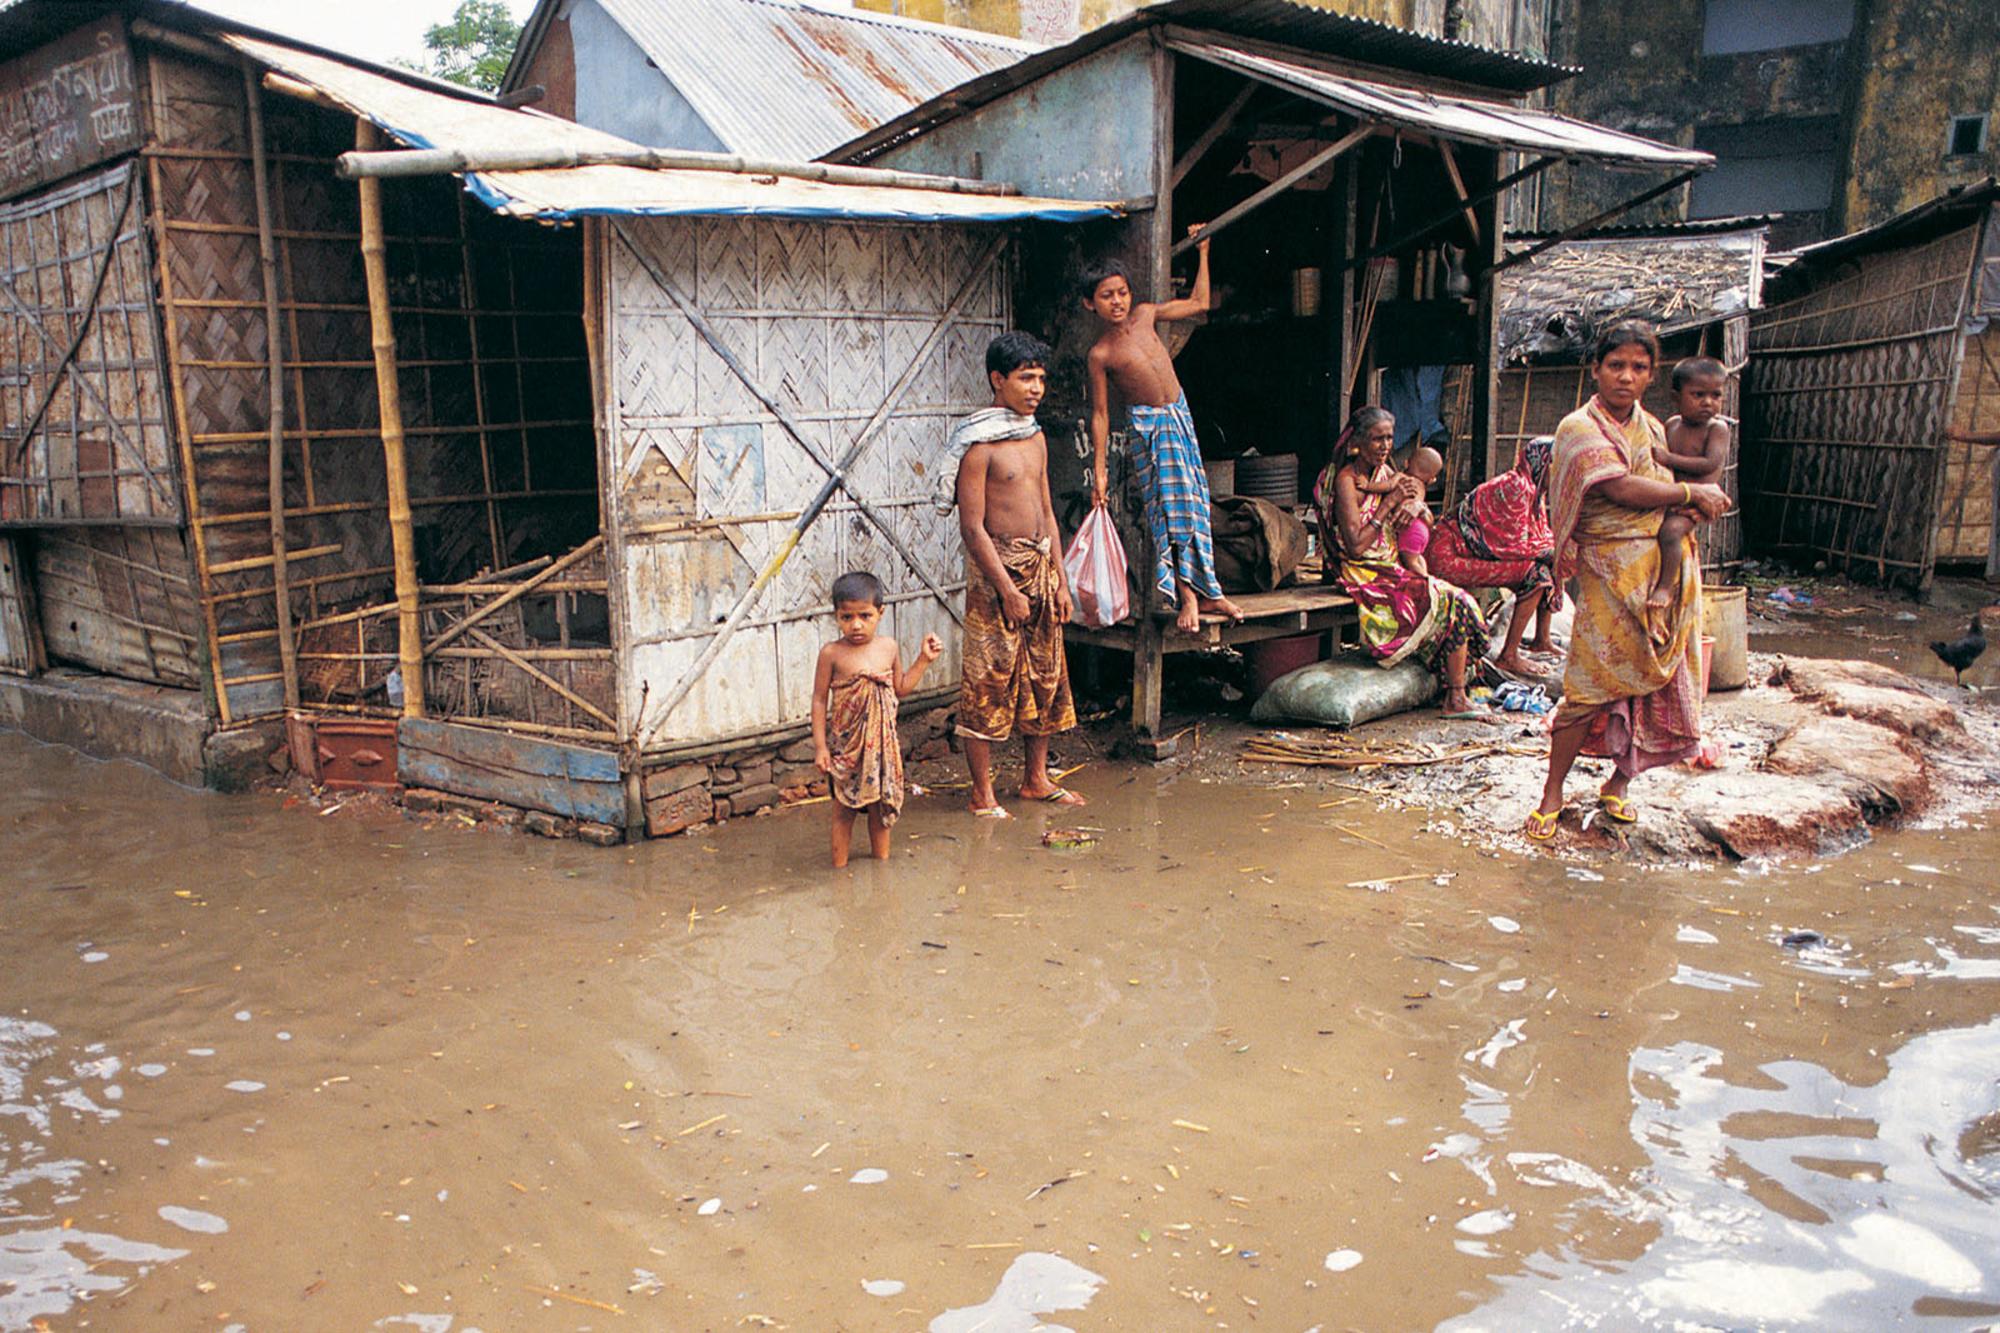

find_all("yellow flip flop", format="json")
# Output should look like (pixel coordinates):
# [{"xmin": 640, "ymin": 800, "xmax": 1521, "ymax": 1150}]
[
  {"xmin": 1597, "ymin": 792, "xmax": 1639, "ymax": 824},
  {"xmin": 1524, "ymin": 808, "xmax": 1561, "ymax": 842}
]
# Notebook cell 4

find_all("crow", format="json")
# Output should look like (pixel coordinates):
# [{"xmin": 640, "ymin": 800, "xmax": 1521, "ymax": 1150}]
[{"xmin": 1929, "ymin": 613, "xmax": 1989, "ymax": 686}]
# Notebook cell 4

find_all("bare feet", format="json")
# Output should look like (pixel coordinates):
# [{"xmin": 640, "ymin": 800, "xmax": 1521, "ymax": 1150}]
[
  {"xmin": 1174, "ymin": 593, "xmax": 1201, "ymax": 635},
  {"xmin": 1493, "ymin": 651, "xmax": 1543, "ymax": 679},
  {"xmin": 1198, "ymin": 595, "xmax": 1245, "ymax": 624},
  {"xmin": 1645, "ymin": 580, "xmax": 1673, "ymax": 611},
  {"xmin": 1524, "ymin": 636, "xmax": 1556, "ymax": 656}
]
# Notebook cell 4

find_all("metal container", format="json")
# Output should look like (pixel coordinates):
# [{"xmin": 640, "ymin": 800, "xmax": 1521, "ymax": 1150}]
[
  {"xmin": 1233, "ymin": 453, "xmax": 1300, "ymax": 507},
  {"xmin": 1204, "ymin": 458, "xmax": 1235, "ymax": 498},
  {"xmin": 1700, "ymin": 584, "xmax": 1748, "ymax": 690},
  {"xmin": 288, "ymin": 711, "xmax": 402, "ymax": 791}
]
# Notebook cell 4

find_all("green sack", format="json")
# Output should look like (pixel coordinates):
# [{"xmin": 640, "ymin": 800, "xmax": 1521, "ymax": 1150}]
[{"xmin": 1248, "ymin": 654, "xmax": 1440, "ymax": 729}]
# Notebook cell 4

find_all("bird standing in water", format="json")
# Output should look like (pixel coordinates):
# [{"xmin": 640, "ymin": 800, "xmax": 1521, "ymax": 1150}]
[{"xmin": 1929, "ymin": 613, "xmax": 1990, "ymax": 687}]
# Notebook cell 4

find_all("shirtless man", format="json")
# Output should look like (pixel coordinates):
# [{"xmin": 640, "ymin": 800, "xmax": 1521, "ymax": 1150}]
[
  {"xmin": 1084, "ymin": 228, "xmax": 1243, "ymax": 634},
  {"xmin": 949, "ymin": 331, "xmax": 1084, "ymax": 817}
]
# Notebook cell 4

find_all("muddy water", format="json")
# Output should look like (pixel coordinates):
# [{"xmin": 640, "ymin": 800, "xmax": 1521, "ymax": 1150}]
[{"xmin": 4, "ymin": 729, "xmax": 2000, "ymax": 1330}]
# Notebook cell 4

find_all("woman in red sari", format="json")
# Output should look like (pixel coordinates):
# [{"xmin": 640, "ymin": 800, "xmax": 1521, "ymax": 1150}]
[
  {"xmin": 1425, "ymin": 435, "xmax": 1559, "ymax": 678},
  {"xmin": 1314, "ymin": 407, "xmax": 1486, "ymax": 717}
]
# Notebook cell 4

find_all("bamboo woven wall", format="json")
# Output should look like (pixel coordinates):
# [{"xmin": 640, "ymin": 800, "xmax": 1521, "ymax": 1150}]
[
  {"xmin": 604, "ymin": 216, "xmax": 1007, "ymax": 750},
  {"xmin": 0, "ymin": 162, "xmax": 180, "ymax": 527},
  {"xmin": 1494, "ymin": 325, "xmax": 1744, "ymax": 569},
  {"xmin": 140, "ymin": 47, "xmax": 597, "ymax": 725},
  {"xmin": 1742, "ymin": 223, "xmax": 1981, "ymax": 589},
  {"xmin": 1937, "ymin": 324, "xmax": 1997, "ymax": 571}
]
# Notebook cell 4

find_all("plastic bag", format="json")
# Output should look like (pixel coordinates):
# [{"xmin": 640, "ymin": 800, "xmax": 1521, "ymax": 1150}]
[{"xmin": 1063, "ymin": 506, "xmax": 1131, "ymax": 628}]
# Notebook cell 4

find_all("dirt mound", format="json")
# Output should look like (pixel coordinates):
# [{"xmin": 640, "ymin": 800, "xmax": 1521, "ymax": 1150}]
[{"xmin": 1769, "ymin": 657, "xmax": 1965, "ymax": 745}]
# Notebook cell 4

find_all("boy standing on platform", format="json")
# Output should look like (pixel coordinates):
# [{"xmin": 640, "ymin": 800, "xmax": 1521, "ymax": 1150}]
[{"xmin": 1084, "ymin": 228, "xmax": 1243, "ymax": 635}]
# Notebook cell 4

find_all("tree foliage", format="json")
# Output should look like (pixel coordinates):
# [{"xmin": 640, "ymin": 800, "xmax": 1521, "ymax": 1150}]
[{"xmin": 410, "ymin": 0, "xmax": 521, "ymax": 91}]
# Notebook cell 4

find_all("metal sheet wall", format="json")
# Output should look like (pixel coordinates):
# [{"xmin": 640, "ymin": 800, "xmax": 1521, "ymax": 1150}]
[
  {"xmin": 0, "ymin": 535, "xmax": 38, "ymax": 672},
  {"xmin": 28, "ymin": 525, "xmax": 201, "ymax": 685},
  {"xmin": 0, "ymin": 161, "xmax": 179, "ymax": 526},
  {"xmin": 604, "ymin": 216, "xmax": 1008, "ymax": 749}
]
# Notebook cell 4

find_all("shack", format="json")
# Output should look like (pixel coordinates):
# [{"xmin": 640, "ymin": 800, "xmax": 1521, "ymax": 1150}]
[
  {"xmin": 829, "ymin": 0, "xmax": 1712, "ymax": 752},
  {"xmin": 1495, "ymin": 217, "xmax": 1768, "ymax": 569},
  {"xmin": 0, "ymin": 0, "xmax": 1109, "ymax": 832},
  {"xmin": 1742, "ymin": 179, "xmax": 2000, "ymax": 588}
]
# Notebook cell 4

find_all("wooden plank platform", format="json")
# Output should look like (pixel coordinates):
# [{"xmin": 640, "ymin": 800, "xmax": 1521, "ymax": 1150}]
[
  {"xmin": 398, "ymin": 716, "xmax": 626, "ymax": 826},
  {"xmin": 1066, "ymin": 583, "xmax": 1357, "ymax": 759}
]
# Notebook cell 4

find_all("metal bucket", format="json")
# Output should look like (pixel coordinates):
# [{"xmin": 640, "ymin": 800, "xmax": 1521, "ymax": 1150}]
[
  {"xmin": 1234, "ymin": 453, "xmax": 1299, "ymax": 507},
  {"xmin": 1700, "ymin": 584, "xmax": 1748, "ymax": 691}
]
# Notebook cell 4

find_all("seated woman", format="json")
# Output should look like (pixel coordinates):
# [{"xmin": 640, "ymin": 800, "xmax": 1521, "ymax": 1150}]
[
  {"xmin": 1313, "ymin": 406, "xmax": 1487, "ymax": 718},
  {"xmin": 1527, "ymin": 320, "xmax": 1731, "ymax": 841},
  {"xmin": 1425, "ymin": 436, "xmax": 1560, "ymax": 678}
]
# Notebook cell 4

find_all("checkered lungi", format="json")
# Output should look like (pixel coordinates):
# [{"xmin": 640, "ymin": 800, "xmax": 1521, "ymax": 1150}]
[{"xmin": 1127, "ymin": 395, "xmax": 1223, "ymax": 601}]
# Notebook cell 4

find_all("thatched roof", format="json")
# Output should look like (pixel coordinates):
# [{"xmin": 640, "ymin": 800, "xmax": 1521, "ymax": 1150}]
[{"xmin": 1498, "ymin": 221, "xmax": 1769, "ymax": 365}]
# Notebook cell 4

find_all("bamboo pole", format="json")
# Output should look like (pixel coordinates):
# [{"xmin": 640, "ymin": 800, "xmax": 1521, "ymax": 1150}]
[
  {"xmin": 245, "ymin": 64, "xmax": 299, "ymax": 709},
  {"xmin": 356, "ymin": 119, "xmax": 425, "ymax": 717}
]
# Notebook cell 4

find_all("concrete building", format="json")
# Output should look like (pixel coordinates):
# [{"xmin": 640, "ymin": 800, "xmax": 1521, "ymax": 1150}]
[{"xmin": 1540, "ymin": 0, "xmax": 1999, "ymax": 246}]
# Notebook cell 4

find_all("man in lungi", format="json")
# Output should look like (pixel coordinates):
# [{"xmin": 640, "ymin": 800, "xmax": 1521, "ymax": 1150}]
[
  {"xmin": 945, "ymin": 332, "xmax": 1085, "ymax": 817},
  {"xmin": 1084, "ymin": 229, "xmax": 1243, "ymax": 634}
]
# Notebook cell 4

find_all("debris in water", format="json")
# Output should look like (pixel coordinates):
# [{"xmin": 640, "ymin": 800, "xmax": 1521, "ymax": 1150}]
[
  {"xmin": 1782, "ymin": 930, "xmax": 1824, "ymax": 949},
  {"xmin": 1041, "ymin": 829, "xmax": 1099, "ymax": 850},
  {"xmin": 861, "ymin": 1278, "xmax": 906, "ymax": 1297},
  {"xmin": 697, "ymin": 1198, "xmax": 721, "ymax": 1216},
  {"xmin": 1488, "ymin": 916, "xmax": 1521, "ymax": 934},
  {"xmin": 849, "ymin": 1168, "xmax": 889, "ymax": 1184},
  {"xmin": 1324, "ymin": 1249, "xmax": 1363, "ymax": 1272}
]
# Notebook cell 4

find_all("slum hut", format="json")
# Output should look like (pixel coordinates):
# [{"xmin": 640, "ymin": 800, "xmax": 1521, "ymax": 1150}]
[
  {"xmin": 500, "ymin": 0, "xmax": 1041, "ymax": 161},
  {"xmin": 1494, "ymin": 217, "xmax": 1769, "ymax": 570},
  {"xmin": 829, "ymin": 0, "xmax": 1712, "ymax": 754},
  {"xmin": 1742, "ymin": 180, "xmax": 2000, "ymax": 588},
  {"xmin": 0, "ymin": 1, "xmax": 1110, "ymax": 832}
]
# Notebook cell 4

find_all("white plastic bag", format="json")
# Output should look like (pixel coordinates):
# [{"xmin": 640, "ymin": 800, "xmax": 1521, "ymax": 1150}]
[{"xmin": 1063, "ymin": 506, "xmax": 1130, "ymax": 628}]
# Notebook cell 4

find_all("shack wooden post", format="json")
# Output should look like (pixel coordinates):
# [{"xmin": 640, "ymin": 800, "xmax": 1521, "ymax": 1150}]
[
  {"xmin": 244, "ymin": 63, "xmax": 298, "ymax": 709},
  {"xmin": 354, "ymin": 119, "xmax": 424, "ymax": 717}
]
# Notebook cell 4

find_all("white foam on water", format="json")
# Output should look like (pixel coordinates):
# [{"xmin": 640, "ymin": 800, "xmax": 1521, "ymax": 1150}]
[
  {"xmin": 1837, "ymin": 1215, "xmax": 1982, "ymax": 1292},
  {"xmin": 696, "ymin": 1198, "xmax": 720, "ymax": 1216},
  {"xmin": 373, "ymin": 1316, "xmax": 456, "ymax": 1332},
  {"xmin": 1323, "ymin": 1249, "xmax": 1363, "ymax": 1273},
  {"xmin": 1456, "ymin": 1209, "xmax": 1514, "ymax": 1236},
  {"xmin": 224, "ymin": 1080, "xmax": 264, "ymax": 1093},
  {"xmin": 1488, "ymin": 916, "xmax": 1520, "ymax": 934},
  {"xmin": 156, "ymin": 1205, "xmax": 228, "ymax": 1234},
  {"xmin": 80, "ymin": 952, "xmax": 108, "ymax": 964},
  {"xmin": 233, "ymin": 1011, "xmax": 251, "ymax": 1022},
  {"xmin": 1638, "ymin": 1260, "xmax": 1873, "ymax": 1322},
  {"xmin": 1496, "ymin": 978, "xmax": 1527, "ymax": 992},
  {"xmin": 1670, "ymin": 965, "xmax": 1761, "ymax": 993},
  {"xmin": 1906, "ymin": 864, "xmax": 1943, "ymax": 874},
  {"xmin": 187, "ymin": 1048, "xmax": 214, "ymax": 1057},
  {"xmin": 102, "ymin": 1085, "xmax": 121, "ymax": 1101},
  {"xmin": 862, "ymin": 1278, "xmax": 906, "ymax": 1296},
  {"xmin": 276, "ymin": 1032, "xmax": 292, "ymax": 1042},
  {"xmin": 1464, "ymin": 1019, "xmax": 1526, "ymax": 1069},
  {"xmin": 137, "ymin": 1064, "xmax": 167, "ymax": 1078},
  {"xmin": 0, "ymin": 1226, "xmax": 186, "ymax": 1328},
  {"xmin": 931, "ymin": 1252, "xmax": 1103, "ymax": 1332},
  {"xmin": 1675, "ymin": 925, "xmax": 1719, "ymax": 944},
  {"xmin": 849, "ymin": 1167, "xmax": 889, "ymax": 1184}
]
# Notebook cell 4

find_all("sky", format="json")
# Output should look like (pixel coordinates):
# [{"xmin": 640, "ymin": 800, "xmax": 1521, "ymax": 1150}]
[{"xmin": 183, "ymin": 0, "xmax": 540, "ymax": 70}]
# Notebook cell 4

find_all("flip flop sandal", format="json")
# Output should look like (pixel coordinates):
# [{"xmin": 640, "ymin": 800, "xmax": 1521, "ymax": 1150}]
[
  {"xmin": 1524, "ymin": 809, "xmax": 1561, "ymax": 842},
  {"xmin": 1025, "ymin": 786, "xmax": 1086, "ymax": 806},
  {"xmin": 1597, "ymin": 793, "xmax": 1639, "ymax": 824},
  {"xmin": 969, "ymin": 805, "xmax": 1011, "ymax": 819}
]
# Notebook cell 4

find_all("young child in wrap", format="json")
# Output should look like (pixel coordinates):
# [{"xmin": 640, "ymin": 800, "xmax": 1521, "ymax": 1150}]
[
  {"xmin": 1348, "ymin": 445, "xmax": 1446, "ymax": 577},
  {"xmin": 811, "ymin": 570, "xmax": 942, "ymax": 867}
]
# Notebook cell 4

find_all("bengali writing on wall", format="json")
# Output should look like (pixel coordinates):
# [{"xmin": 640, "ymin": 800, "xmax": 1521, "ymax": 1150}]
[{"xmin": 0, "ymin": 17, "xmax": 141, "ymax": 202}]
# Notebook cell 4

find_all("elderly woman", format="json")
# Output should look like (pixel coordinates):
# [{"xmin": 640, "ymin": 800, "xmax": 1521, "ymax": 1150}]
[
  {"xmin": 1526, "ymin": 321, "xmax": 1731, "ymax": 841},
  {"xmin": 1425, "ymin": 436, "xmax": 1559, "ymax": 678},
  {"xmin": 1314, "ymin": 406, "xmax": 1486, "ymax": 717}
]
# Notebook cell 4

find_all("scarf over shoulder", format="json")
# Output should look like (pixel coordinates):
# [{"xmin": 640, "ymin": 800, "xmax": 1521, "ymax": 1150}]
[{"xmin": 936, "ymin": 408, "xmax": 1042, "ymax": 514}]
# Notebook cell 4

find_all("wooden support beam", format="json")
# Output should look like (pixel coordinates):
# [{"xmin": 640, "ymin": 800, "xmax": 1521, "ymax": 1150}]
[
  {"xmin": 1436, "ymin": 140, "xmax": 1480, "ymax": 248},
  {"xmin": 335, "ymin": 145, "xmax": 1020, "ymax": 196},
  {"xmin": 355, "ymin": 119, "xmax": 425, "ymax": 718},
  {"xmin": 1172, "ymin": 125, "xmax": 1371, "ymax": 257},
  {"xmin": 1351, "ymin": 155, "xmax": 1558, "ymax": 272},
  {"xmin": 245, "ymin": 63, "xmax": 299, "ymax": 710},
  {"xmin": 1170, "ymin": 81, "xmax": 1257, "ymax": 190}
]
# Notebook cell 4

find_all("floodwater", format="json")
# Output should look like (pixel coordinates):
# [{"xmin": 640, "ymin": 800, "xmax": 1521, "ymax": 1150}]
[{"xmin": 5, "ymin": 727, "xmax": 2000, "ymax": 1330}]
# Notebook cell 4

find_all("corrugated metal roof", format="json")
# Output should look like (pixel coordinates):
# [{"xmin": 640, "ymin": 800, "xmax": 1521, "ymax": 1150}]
[
  {"xmin": 590, "ymin": 0, "xmax": 1039, "ymax": 162},
  {"xmin": 1175, "ymin": 39, "xmax": 1711, "ymax": 171},
  {"xmin": 832, "ymin": 0, "xmax": 1576, "ymax": 165},
  {"xmin": 223, "ymin": 32, "xmax": 1115, "ymax": 224}
]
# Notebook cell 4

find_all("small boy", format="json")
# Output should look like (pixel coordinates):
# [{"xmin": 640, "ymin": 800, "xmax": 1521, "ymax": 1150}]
[
  {"xmin": 811, "ymin": 571, "xmax": 942, "ymax": 867},
  {"xmin": 1084, "ymin": 229, "xmax": 1244, "ymax": 635},
  {"xmin": 949, "ymin": 331, "xmax": 1085, "ymax": 817},
  {"xmin": 1389, "ymin": 445, "xmax": 1446, "ymax": 578},
  {"xmin": 1648, "ymin": 357, "xmax": 1730, "ymax": 609}
]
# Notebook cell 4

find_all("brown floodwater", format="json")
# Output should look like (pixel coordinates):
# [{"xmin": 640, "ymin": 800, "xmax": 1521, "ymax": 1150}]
[{"xmin": 4, "ymin": 724, "xmax": 1999, "ymax": 1331}]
